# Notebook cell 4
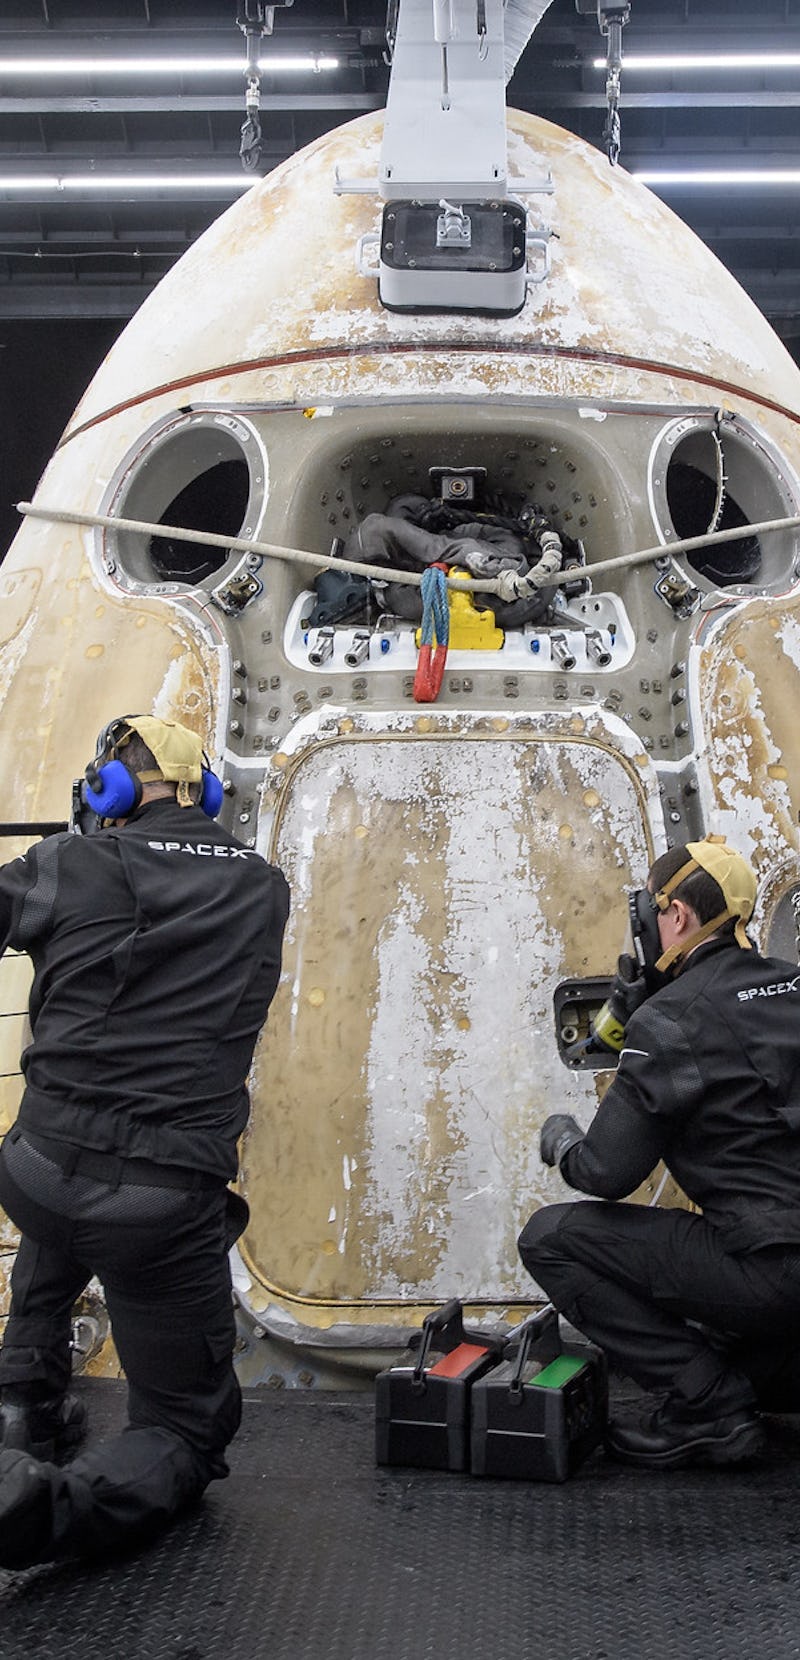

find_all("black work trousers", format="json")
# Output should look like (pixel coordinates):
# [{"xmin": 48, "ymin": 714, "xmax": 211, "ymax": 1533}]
[
  {"xmin": 0, "ymin": 1128, "xmax": 246, "ymax": 1562},
  {"xmin": 518, "ymin": 1201, "xmax": 800, "ymax": 1415}
]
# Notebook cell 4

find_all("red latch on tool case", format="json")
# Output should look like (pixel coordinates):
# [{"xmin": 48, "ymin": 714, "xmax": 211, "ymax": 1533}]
[{"xmin": 375, "ymin": 1298, "xmax": 504, "ymax": 1471}]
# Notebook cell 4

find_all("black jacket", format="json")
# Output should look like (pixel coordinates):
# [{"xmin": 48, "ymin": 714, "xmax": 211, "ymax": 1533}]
[
  {"xmin": 0, "ymin": 799, "xmax": 290, "ymax": 1181},
  {"xmin": 560, "ymin": 938, "xmax": 800, "ymax": 1251}
]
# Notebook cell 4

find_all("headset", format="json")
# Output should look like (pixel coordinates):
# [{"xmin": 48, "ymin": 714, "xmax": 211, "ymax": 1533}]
[
  {"xmin": 628, "ymin": 887, "xmax": 669, "ymax": 993},
  {"xmin": 82, "ymin": 716, "xmax": 224, "ymax": 821}
]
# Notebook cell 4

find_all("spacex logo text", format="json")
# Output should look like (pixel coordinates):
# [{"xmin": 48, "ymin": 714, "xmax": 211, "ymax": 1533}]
[
  {"xmin": 147, "ymin": 840, "xmax": 254, "ymax": 859},
  {"xmin": 737, "ymin": 976, "xmax": 800, "ymax": 1001}
]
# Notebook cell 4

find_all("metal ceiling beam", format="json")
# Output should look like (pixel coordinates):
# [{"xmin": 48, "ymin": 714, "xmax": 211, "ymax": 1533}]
[
  {"xmin": 3, "ymin": 89, "xmax": 800, "ymax": 115},
  {"xmin": 536, "ymin": 23, "xmax": 800, "ymax": 51},
  {"xmin": 703, "ymin": 226, "xmax": 800, "ymax": 242},
  {"xmin": 0, "ymin": 17, "xmax": 796, "ymax": 46},
  {"xmin": 0, "ymin": 227, "xmax": 194, "ymax": 247},
  {"xmin": 0, "ymin": 25, "xmax": 378, "ymax": 54},
  {"xmin": 0, "ymin": 92, "xmax": 384, "ymax": 115},
  {"xmin": 0, "ymin": 283, "xmax": 147, "ymax": 318},
  {"xmin": 626, "ymin": 155, "xmax": 800, "ymax": 172},
  {"xmin": 534, "ymin": 90, "xmax": 800, "ymax": 109},
  {"xmin": 732, "ymin": 273, "xmax": 800, "ymax": 319}
]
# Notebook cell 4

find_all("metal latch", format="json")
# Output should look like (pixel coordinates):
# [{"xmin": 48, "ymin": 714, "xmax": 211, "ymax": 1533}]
[{"xmin": 211, "ymin": 555, "xmax": 264, "ymax": 616}]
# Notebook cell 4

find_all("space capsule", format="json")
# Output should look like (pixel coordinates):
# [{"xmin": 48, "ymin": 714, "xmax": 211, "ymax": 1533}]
[{"xmin": 2, "ymin": 0, "xmax": 800, "ymax": 1384}]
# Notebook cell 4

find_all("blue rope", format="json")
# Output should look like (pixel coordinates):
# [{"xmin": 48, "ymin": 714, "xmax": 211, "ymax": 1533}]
[{"xmin": 419, "ymin": 565, "xmax": 450, "ymax": 648}]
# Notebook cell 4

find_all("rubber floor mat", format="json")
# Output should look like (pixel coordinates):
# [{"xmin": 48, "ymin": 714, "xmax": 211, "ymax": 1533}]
[{"xmin": 0, "ymin": 1379, "xmax": 799, "ymax": 1660}]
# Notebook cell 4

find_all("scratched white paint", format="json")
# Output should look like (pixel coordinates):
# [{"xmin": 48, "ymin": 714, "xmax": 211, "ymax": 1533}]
[
  {"xmin": 268, "ymin": 734, "xmax": 650, "ymax": 1300},
  {"xmin": 365, "ymin": 752, "xmax": 560, "ymax": 1292},
  {"xmin": 776, "ymin": 613, "xmax": 800, "ymax": 670},
  {"xmin": 689, "ymin": 602, "xmax": 799, "ymax": 874},
  {"xmin": 0, "ymin": 610, "xmax": 38, "ymax": 718}
]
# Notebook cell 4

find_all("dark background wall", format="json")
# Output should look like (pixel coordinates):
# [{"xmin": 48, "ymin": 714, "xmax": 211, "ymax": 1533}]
[{"xmin": 0, "ymin": 319, "xmax": 120, "ymax": 562}]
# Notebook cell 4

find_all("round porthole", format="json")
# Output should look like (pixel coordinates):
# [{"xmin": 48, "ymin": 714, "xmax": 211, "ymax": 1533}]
[
  {"xmin": 648, "ymin": 414, "xmax": 800, "ymax": 591},
  {"xmin": 102, "ymin": 411, "xmax": 266, "ymax": 590}
]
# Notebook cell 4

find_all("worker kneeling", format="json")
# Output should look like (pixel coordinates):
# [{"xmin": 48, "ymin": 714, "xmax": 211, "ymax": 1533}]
[
  {"xmin": 0, "ymin": 715, "xmax": 289, "ymax": 1567},
  {"xmin": 519, "ymin": 837, "xmax": 800, "ymax": 1470}
]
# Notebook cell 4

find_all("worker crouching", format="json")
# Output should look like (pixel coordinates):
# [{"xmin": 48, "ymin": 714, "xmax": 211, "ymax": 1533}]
[{"xmin": 519, "ymin": 837, "xmax": 800, "ymax": 1469}]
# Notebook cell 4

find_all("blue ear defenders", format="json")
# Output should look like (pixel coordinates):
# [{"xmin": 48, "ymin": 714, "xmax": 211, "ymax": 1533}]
[
  {"xmin": 198, "ymin": 764, "xmax": 224, "ymax": 819},
  {"xmin": 83, "ymin": 757, "xmax": 142, "ymax": 819},
  {"xmin": 83, "ymin": 719, "xmax": 224, "ymax": 821}
]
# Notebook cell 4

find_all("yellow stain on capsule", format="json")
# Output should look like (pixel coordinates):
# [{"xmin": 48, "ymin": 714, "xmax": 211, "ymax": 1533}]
[
  {"xmin": 416, "ymin": 716, "xmax": 434, "ymax": 733},
  {"xmin": 767, "ymin": 764, "xmax": 788, "ymax": 780},
  {"xmin": 583, "ymin": 789, "xmax": 601, "ymax": 809},
  {"xmin": 321, "ymin": 1239, "xmax": 337, "ymax": 1256},
  {"xmin": 272, "ymin": 752, "xmax": 289, "ymax": 771},
  {"xmin": 85, "ymin": 644, "xmax": 104, "ymax": 660},
  {"xmin": 354, "ymin": 824, "xmax": 368, "ymax": 840},
  {"xmin": 558, "ymin": 823, "xmax": 574, "ymax": 840},
  {"xmin": 308, "ymin": 987, "xmax": 326, "ymax": 1008},
  {"xmin": 491, "ymin": 717, "xmax": 509, "ymax": 732}
]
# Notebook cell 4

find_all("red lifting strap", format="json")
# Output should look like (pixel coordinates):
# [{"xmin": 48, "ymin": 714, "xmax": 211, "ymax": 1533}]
[{"xmin": 413, "ymin": 562, "xmax": 450, "ymax": 704}]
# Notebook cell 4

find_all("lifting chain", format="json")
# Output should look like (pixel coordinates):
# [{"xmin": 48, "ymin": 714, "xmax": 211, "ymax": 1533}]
[
  {"xmin": 237, "ymin": 1, "xmax": 293, "ymax": 173},
  {"xmin": 598, "ymin": 2, "xmax": 630, "ymax": 166}
]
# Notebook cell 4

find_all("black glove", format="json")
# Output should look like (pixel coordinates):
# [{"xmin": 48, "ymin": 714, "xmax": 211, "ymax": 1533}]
[
  {"xmin": 590, "ymin": 952, "xmax": 650, "ymax": 1054},
  {"xmin": 614, "ymin": 951, "xmax": 651, "ymax": 1013},
  {"xmin": 540, "ymin": 1113, "xmax": 583, "ymax": 1169}
]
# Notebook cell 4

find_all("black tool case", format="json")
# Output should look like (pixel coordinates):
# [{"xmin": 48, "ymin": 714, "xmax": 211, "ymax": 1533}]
[
  {"xmin": 470, "ymin": 1305, "xmax": 608, "ymax": 1482},
  {"xmin": 375, "ymin": 1299, "xmax": 505, "ymax": 1472}
]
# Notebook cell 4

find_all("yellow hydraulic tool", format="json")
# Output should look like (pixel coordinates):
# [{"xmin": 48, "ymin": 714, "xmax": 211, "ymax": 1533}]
[{"xmin": 414, "ymin": 569, "xmax": 505, "ymax": 652}]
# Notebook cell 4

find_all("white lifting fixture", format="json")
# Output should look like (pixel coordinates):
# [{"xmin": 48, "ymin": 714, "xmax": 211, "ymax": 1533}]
[{"xmin": 344, "ymin": 0, "xmax": 559, "ymax": 316}]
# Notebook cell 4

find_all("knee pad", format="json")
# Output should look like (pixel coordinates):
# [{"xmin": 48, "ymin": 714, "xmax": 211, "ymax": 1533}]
[{"xmin": 518, "ymin": 1202, "xmax": 575, "ymax": 1264}]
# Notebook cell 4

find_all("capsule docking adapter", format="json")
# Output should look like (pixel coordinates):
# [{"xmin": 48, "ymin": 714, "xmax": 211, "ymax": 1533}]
[
  {"xmin": 379, "ymin": 197, "xmax": 530, "ymax": 317},
  {"xmin": 348, "ymin": 0, "xmax": 554, "ymax": 316}
]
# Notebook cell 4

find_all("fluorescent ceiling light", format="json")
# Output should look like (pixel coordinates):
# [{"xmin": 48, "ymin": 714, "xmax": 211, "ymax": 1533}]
[
  {"xmin": 0, "ymin": 55, "xmax": 339, "ymax": 76},
  {"xmin": 0, "ymin": 174, "xmax": 254, "ymax": 192},
  {"xmin": 635, "ymin": 169, "xmax": 800, "ymax": 185},
  {"xmin": 593, "ymin": 53, "xmax": 800, "ymax": 70}
]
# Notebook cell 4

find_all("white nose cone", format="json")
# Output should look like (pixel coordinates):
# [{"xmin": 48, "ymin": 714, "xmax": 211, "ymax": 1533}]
[{"xmin": 67, "ymin": 109, "xmax": 800, "ymax": 438}]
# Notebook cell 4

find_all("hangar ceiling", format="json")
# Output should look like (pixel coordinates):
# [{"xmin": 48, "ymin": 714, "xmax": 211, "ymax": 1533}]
[{"xmin": 0, "ymin": 0, "xmax": 799, "ymax": 345}]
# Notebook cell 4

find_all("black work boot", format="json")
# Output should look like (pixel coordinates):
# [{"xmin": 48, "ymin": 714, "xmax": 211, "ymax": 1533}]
[
  {"xmin": 605, "ymin": 1402, "xmax": 765, "ymax": 1470},
  {"xmin": 0, "ymin": 1450, "xmax": 57, "ymax": 1569},
  {"xmin": 0, "ymin": 1394, "xmax": 87, "ymax": 1462}
]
